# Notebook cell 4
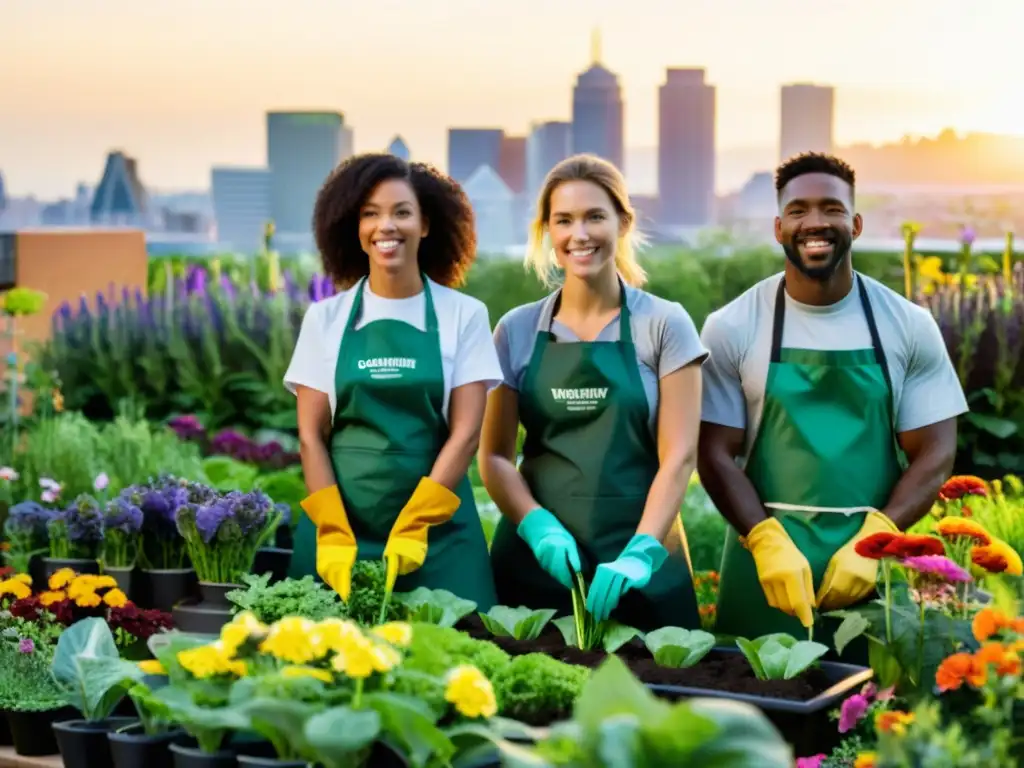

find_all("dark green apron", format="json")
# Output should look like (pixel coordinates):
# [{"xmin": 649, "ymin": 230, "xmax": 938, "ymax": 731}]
[
  {"xmin": 490, "ymin": 283, "xmax": 699, "ymax": 632},
  {"xmin": 289, "ymin": 277, "xmax": 497, "ymax": 610},
  {"xmin": 715, "ymin": 275, "xmax": 904, "ymax": 656}
]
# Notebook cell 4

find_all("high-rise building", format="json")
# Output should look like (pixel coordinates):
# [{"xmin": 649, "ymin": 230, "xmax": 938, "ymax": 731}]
[
  {"xmin": 211, "ymin": 167, "xmax": 271, "ymax": 254},
  {"xmin": 0, "ymin": 171, "xmax": 6, "ymax": 214},
  {"xmin": 447, "ymin": 129, "xmax": 504, "ymax": 185},
  {"xmin": 658, "ymin": 68, "xmax": 717, "ymax": 227},
  {"xmin": 779, "ymin": 84, "xmax": 835, "ymax": 162},
  {"xmin": 526, "ymin": 121, "xmax": 572, "ymax": 202},
  {"xmin": 571, "ymin": 29, "xmax": 624, "ymax": 170},
  {"xmin": 498, "ymin": 136, "xmax": 527, "ymax": 195},
  {"xmin": 388, "ymin": 136, "xmax": 411, "ymax": 161},
  {"xmin": 266, "ymin": 111, "xmax": 349, "ymax": 243},
  {"xmin": 89, "ymin": 150, "xmax": 148, "ymax": 227}
]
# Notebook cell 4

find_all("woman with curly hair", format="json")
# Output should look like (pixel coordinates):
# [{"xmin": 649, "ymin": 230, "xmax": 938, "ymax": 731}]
[
  {"xmin": 479, "ymin": 155, "xmax": 705, "ymax": 631},
  {"xmin": 284, "ymin": 153, "xmax": 501, "ymax": 609}
]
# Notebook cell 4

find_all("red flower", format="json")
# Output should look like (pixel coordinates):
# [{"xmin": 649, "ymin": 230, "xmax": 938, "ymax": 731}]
[
  {"xmin": 885, "ymin": 534, "xmax": 945, "ymax": 559},
  {"xmin": 855, "ymin": 533, "xmax": 900, "ymax": 559},
  {"xmin": 938, "ymin": 476, "xmax": 988, "ymax": 502}
]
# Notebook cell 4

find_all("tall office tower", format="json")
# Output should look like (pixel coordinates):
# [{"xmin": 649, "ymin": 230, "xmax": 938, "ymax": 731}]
[
  {"xmin": 498, "ymin": 135, "xmax": 527, "ymax": 195},
  {"xmin": 266, "ymin": 111, "xmax": 348, "ymax": 240},
  {"xmin": 89, "ymin": 150, "xmax": 148, "ymax": 227},
  {"xmin": 571, "ymin": 29, "xmax": 624, "ymax": 170},
  {"xmin": 388, "ymin": 136, "xmax": 411, "ymax": 161},
  {"xmin": 447, "ymin": 129, "xmax": 504, "ymax": 184},
  {"xmin": 211, "ymin": 167, "xmax": 271, "ymax": 253},
  {"xmin": 779, "ymin": 84, "xmax": 835, "ymax": 162},
  {"xmin": 658, "ymin": 68, "xmax": 717, "ymax": 227},
  {"xmin": 526, "ymin": 121, "xmax": 571, "ymax": 201}
]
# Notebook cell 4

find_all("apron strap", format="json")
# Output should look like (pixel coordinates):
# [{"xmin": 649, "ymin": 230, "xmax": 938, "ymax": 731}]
[
  {"xmin": 343, "ymin": 273, "xmax": 439, "ymax": 334},
  {"xmin": 546, "ymin": 278, "xmax": 633, "ymax": 344}
]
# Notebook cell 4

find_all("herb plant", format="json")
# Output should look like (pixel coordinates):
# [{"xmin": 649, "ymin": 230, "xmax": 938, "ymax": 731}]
[
  {"xmin": 479, "ymin": 606, "xmax": 556, "ymax": 641},
  {"xmin": 226, "ymin": 573, "xmax": 344, "ymax": 624},
  {"xmin": 735, "ymin": 633, "xmax": 829, "ymax": 681},
  {"xmin": 0, "ymin": 637, "xmax": 67, "ymax": 713},
  {"xmin": 643, "ymin": 626, "xmax": 717, "ymax": 668}
]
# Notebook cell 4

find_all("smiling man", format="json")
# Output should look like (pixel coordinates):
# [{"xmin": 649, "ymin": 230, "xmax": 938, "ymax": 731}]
[{"xmin": 696, "ymin": 152, "xmax": 967, "ymax": 653}]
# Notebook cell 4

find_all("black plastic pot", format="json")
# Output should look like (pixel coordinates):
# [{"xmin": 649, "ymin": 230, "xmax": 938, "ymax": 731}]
[
  {"xmin": 140, "ymin": 568, "xmax": 199, "ymax": 612},
  {"xmin": 0, "ymin": 710, "xmax": 11, "ymax": 746},
  {"xmin": 172, "ymin": 582, "xmax": 241, "ymax": 635},
  {"xmin": 53, "ymin": 717, "xmax": 138, "ymax": 768},
  {"xmin": 43, "ymin": 556, "xmax": 99, "ymax": 580},
  {"xmin": 28, "ymin": 554, "xmax": 47, "ymax": 591},
  {"xmin": 648, "ymin": 655, "xmax": 873, "ymax": 757},
  {"xmin": 198, "ymin": 581, "xmax": 237, "ymax": 609},
  {"xmin": 7, "ymin": 706, "xmax": 77, "ymax": 756},
  {"xmin": 235, "ymin": 756, "xmax": 307, "ymax": 767},
  {"xmin": 252, "ymin": 548, "xmax": 293, "ymax": 585},
  {"xmin": 108, "ymin": 722, "xmax": 186, "ymax": 768},
  {"xmin": 274, "ymin": 524, "xmax": 293, "ymax": 551},
  {"xmin": 169, "ymin": 743, "xmax": 238, "ymax": 768}
]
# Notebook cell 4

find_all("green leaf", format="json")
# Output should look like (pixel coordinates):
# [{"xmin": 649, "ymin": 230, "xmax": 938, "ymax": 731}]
[
  {"xmin": 573, "ymin": 655, "xmax": 666, "ymax": 734},
  {"xmin": 479, "ymin": 606, "xmax": 556, "ymax": 641},
  {"xmin": 600, "ymin": 622, "xmax": 641, "ymax": 653},
  {"xmin": 595, "ymin": 714, "xmax": 644, "ymax": 767},
  {"xmin": 756, "ymin": 638, "xmax": 791, "ymax": 680},
  {"xmin": 240, "ymin": 697, "xmax": 322, "ymax": 760},
  {"xmin": 364, "ymin": 691, "xmax": 453, "ymax": 768},
  {"xmin": 831, "ymin": 611, "xmax": 872, "ymax": 655},
  {"xmin": 395, "ymin": 587, "xmax": 477, "ymax": 629},
  {"xmin": 644, "ymin": 627, "xmax": 716, "ymax": 668},
  {"xmin": 304, "ymin": 706, "xmax": 381, "ymax": 768},
  {"xmin": 965, "ymin": 412, "xmax": 1018, "ymax": 439},
  {"xmin": 51, "ymin": 617, "xmax": 142, "ymax": 720},
  {"xmin": 782, "ymin": 641, "xmax": 829, "ymax": 680},
  {"xmin": 552, "ymin": 616, "xmax": 578, "ymax": 647},
  {"xmin": 200, "ymin": 455, "xmax": 259, "ymax": 492},
  {"xmin": 734, "ymin": 637, "xmax": 766, "ymax": 680},
  {"xmin": 686, "ymin": 698, "xmax": 794, "ymax": 767}
]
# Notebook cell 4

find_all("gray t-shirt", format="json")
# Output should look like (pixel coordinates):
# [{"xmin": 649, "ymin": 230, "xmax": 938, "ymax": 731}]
[
  {"xmin": 494, "ymin": 285, "xmax": 708, "ymax": 434},
  {"xmin": 700, "ymin": 271, "xmax": 968, "ymax": 456}
]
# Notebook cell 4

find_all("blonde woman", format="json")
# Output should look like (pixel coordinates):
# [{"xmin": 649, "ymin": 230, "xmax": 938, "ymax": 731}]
[{"xmin": 479, "ymin": 154, "xmax": 705, "ymax": 630}]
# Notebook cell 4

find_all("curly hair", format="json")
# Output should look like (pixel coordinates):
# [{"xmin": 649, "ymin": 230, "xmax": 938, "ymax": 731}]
[
  {"xmin": 774, "ymin": 152, "xmax": 856, "ymax": 199},
  {"xmin": 312, "ymin": 152, "xmax": 477, "ymax": 288}
]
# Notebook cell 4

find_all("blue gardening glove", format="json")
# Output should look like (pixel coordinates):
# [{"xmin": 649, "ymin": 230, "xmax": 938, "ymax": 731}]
[
  {"xmin": 586, "ymin": 534, "xmax": 668, "ymax": 622},
  {"xmin": 517, "ymin": 508, "xmax": 582, "ymax": 590}
]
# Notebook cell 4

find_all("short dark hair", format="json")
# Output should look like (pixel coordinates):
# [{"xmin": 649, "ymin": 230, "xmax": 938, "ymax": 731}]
[
  {"xmin": 313, "ymin": 153, "xmax": 477, "ymax": 288},
  {"xmin": 774, "ymin": 152, "xmax": 856, "ymax": 199}
]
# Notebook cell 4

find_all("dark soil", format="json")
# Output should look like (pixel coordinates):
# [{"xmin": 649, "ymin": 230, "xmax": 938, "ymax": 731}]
[{"xmin": 457, "ymin": 615, "xmax": 833, "ymax": 702}]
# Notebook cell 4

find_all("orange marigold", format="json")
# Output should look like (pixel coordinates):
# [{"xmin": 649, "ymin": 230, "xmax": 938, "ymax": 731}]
[
  {"xmin": 876, "ymin": 710, "xmax": 915, "ymax": 735},
  {"xmin": 936, "ymin": 652, "xmax": 986, "ymax": 691},
  {"xmin": 972, "ymin": 607, "xmax": 1011, "ymax": 642},
  {"xmin": 936, "ymin": 517, "xmax": 991, "ymax": 545},
  {"xmin": 855, "ymin": 532, "xmax": 900, "ymax": 559},
  {"xmin": 938, "ymin": 475, "xmax": 988, "ymax": 501},
  {"xmin": 102, "ymin": 589, "xmax": 128, "ymax": 608},
  {"xmin": 853, "ymin": 753, "xmax": 876, "ymax": 768},
  {"xmin": 74, "ymin": 592, "xmax": 101, "ymax": 608},
  {"xmin": 975, "ymin": 643, "xmax": 1021, "ymax": 678},
  {"xmin": 971, "ymin": 540, "xmax": 1024, "ymax": 576}
]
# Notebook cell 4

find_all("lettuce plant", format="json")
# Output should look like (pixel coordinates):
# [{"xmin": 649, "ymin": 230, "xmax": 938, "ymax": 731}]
[
  {"xmin": 643, "ymin": 627, "xmax": 716, "ymax": 668},
  {"xmin": 394, "ymin": 587, "xmax": 477, "ymax": 629},
  {"xmin": 735, "ymin": 633, "xmax": 828, "ymax": 681},
  {"xmin": 479, "ymin": 606, "xmax": 556, "ymax": 641}
]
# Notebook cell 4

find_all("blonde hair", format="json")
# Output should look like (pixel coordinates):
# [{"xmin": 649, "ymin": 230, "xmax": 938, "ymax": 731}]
[{"xmin": 525, "ymin": 154, "xmax": 647, "ymax": 288}]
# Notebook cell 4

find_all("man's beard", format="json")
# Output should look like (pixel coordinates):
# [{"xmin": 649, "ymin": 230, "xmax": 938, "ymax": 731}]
[{"xmin": 781, "ymin": 227, "xmax": 852, "ymax": 281}]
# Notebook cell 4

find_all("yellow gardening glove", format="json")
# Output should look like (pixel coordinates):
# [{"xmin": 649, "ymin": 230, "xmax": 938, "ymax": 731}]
[
  {"xmin": 382, "ymin": 477, "xmax": 461, "ymax": 591},
  {"xmin": 301, "ymin": 485, "xmax": 357, "ymax": 602},
  {"xmin": 817, "ymin": 510, "xmax": 899, "ymax": 611},
  {"xmin": 742, "ymin": 518, "xmax": 816, "ymax": 628}
]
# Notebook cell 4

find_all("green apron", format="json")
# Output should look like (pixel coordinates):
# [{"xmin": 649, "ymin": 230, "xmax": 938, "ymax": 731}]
[
  {"xmin": 490, "ymin": 283, "xmax": 699, "ymax": 632},
  {"xmin": 289, "ymin": 276, "xmax": 497, "ymax": 610},
  {"xmin": 715, "ymin": 275, "xmax": 904, "ymax": 656}
]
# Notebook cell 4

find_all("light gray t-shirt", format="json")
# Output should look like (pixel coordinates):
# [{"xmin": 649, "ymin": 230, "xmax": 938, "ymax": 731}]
[
  {"xmin": 494, "ymin": 285, "xmax": 708, "ymax": 434},
  {"xmin": 700, "ymin": 271, "xmax": 968, "ymax": 456}
]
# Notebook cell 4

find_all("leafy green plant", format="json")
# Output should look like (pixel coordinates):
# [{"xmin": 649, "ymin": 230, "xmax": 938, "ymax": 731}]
[
  {"xmin": 226, "ymin": 573, "xmax": 344, "ymax": 624},
  {"xmin": 394, "ymin": 587, "xmax": 477, "ymax": 628},
  {"xmin": 491, "ymin": 653, "xmax": 589, "ymax": 725},
  {"xmin": 345, "ymin": 560, "xmax": 403, "ymax": 626},
  {"xmin": 643, "ymin": 626, "xmax": 717, "ymax": 668},
  {"xmin": 554, "ymin": 571, "xmax": 639, "ymax": 652},
  {"xmin": 200, "ymin": 455, "xmax": 260, "ymax": 493},
  {"xmin": 0, "ymin": 638, "xmax": 68, "ymax": 713},
  {"xmin": 735, "ymin": 633, "xmax": 829, "ymax": 681},
  {"xmin": 479, "ymin": 606, "xmax": 556, "ymax": 641}
]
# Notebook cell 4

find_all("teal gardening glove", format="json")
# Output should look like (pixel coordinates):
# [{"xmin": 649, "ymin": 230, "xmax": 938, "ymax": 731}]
[
  {"xmin": 586, "ymin": 534, "xmax": 668, "ymax": 622},
  {"xmin": 517, "ymin": 508, "xmax": 582, "ymax": 589}
]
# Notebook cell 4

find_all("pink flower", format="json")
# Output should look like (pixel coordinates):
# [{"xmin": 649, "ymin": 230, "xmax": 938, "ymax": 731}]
[
  {"xmin": 796, "ymin": 756, "xmax": 826, "ymax": 768},
  {"xmin": 901, "ymin": 555, "xmax": 972, "ymax": 583},
  {"xmin": 93, "ymin": 472, "xmax": 109, "ymax": 492},
  {"xmin": 18, "ymin": 637, "xmax": 34, "ymax": 654},
  {"xmin": 838, "ymin": 692, "xmax": 870, "ymax": 733}
]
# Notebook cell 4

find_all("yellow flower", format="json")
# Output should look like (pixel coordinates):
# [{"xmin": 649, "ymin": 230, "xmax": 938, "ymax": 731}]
[
  {"xmin": 103, "ymin": 589, "xmax": 128, "ymax": 608},
  {"xmin": 311, "ymin": 618, "xmax": 363, "ymax": 656},
  {"xmin": 48, "ymin": 568, "xmax": 76, "ymax": 590},
  {"xmin": 853, "ymin": 753, "xmax": 876, "ymax": 768},
  {"xmin": 876, "ymin": 710, "xmax": 914, "ymax": 735},
  {"xmin": 177, "ymin": 642, "xmax": 248, "ymax": 679},
  {"xmin": 371, "ymin": 622, "xmax": 413, "ymax": 648},
  {"xmin": 11, "ymin": 573, "xmax": 32, "ymax": 586},
  {"xmin": 220, "ymin": 611, "xmax": 268, "ymax": 656},
  {"xmin": 444, "ymin": 665, "xmax": 497, "ymax": 719},
  {"xmin": 990, "ymin": 538, "xmax": 1024, "ymax": 576},
  {"xmin": 280, "ymin": 665, "xmax": 334, "ymax": 684},
  {"xmin": 0, "ymin": 579, "xmax": 31, "ymax": 600},
  {"xmin": 137, "ymin": 659, "xmax": 166, "ymax": 675},
  {"xmin": 93, "ymin": 575, "xmax": 118, "ymax": 590},
  {"xmin": 259, "ymin": 617, "xmax": 319, "ymax": 664},
  {"xmin": 75, "ymin": 592, "xmax": 101, "ymax": 608},
  {"xmin": 39, "ymin": 590, "xmax": 66, "ymax": 606},
  {"xmin": 330, "ymin": 636, "xmax": 400, "ymax": 679}
]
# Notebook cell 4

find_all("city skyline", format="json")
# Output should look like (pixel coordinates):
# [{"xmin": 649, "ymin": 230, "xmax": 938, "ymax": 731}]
[{"xmin": 4, "ymin": 0, "xmax": 1022, "ymax": 197}]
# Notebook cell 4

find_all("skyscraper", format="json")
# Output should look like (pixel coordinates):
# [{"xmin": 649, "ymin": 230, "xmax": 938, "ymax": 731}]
[
  {"xmin": 779, "ymin": 84, "xmax": 835, "ymax": 162},
  {"xmin": 571, "ymin": 29, "xmax": 624, "ymax": 170},
  {"xmin": 526, "ymin": 121, "xmax": 571, "ymax": 202},
  {"xmin": 266, "ymin": 111, "xmax": 349, "ymax": 242},
  {"xmin": 658, "ymin": 68, "xmax": 717, "ymax": 227},
  {"xmin": 211, "ymin": 167, "xmax": 271, "ymax": 253},
  {"xmin": 447, "ymin": 129, "xmax": 504, "ymax": 185},
  {"xmin": 388, "ymin": 136, "xmax": 411, "ymax": 161},
  {"xmin": 89, "ymin": 150, "xmax": 148, "ymax": 227}
]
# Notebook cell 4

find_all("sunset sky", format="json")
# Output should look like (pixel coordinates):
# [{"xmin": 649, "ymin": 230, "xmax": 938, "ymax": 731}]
[{"xmin": 3, "ymin": 0, "xmax": 1022, "ymax": 197}]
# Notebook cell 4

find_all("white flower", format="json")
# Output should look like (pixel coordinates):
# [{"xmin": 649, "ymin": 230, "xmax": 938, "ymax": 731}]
[
  {"xmin": 93, "ymin": 472, "xmax": 109, "ymax": 492},
  {"xmin": 0, "ymin": 467, "xmax": 18, "ymax": 482}
]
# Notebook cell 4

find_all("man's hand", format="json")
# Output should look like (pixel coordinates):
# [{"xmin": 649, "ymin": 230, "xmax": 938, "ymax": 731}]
[
  {"xmin": 816, "ymin": 511, "xmax": 899, "ymax": 611},
  {"xmin": 744, "ymin": 518, "xmax": 816, "ymax": 628}
]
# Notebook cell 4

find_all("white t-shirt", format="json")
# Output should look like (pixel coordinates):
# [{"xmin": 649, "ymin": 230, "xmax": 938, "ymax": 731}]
[
  {"xmin": 283, "ymin": 277, "xmax": 503, "ymax": 422},
  {"xmin": 700, "ymin": 271, "xmax": 968, "ymax": 456}
]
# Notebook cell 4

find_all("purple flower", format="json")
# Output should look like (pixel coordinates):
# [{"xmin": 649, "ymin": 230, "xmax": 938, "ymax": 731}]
[
  {"xmin": 960, "ymin": 225, "xmax": 976, "ymax": 247},
  {"xmin": 18, "ymin": 638, "xmax": 35, "ymax": 654},
  {"xmin": 838, "ymin": 692, "xmax": 869, "ymax": 733},
  {"xmin": 901, "ymin": 554, "xmax": 972, "ymax": 583},
  {"xmin": 103, "ymin": 497, "xmax": 143, "ymax": 536},
  {"xmin": 50, "ymin": 494, "xmax": 104, "ymax": 544},
  {"xmin": 194, "ymin": 498, "xmax": 233, "ymax": 544},
  {"xmin": 168, "ymin": 415, "xmax": 206, "ymax": 442},
  {"xmin": 5, "ymin": 501, "xmax": 53, "ymax": 537}
]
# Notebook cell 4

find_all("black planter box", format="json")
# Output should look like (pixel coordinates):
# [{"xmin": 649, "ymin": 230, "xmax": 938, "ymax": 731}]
[
  {"xmin": 7, "ymin": 706, "xmax": 77, "ymax": 756},
  {"xmin": 647, "ymin": 654, "xmax": 873, "ymax": 757}
]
